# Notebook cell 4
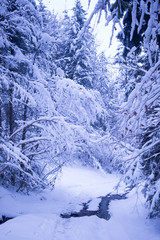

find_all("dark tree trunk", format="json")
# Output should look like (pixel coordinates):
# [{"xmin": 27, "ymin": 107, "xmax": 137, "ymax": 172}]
[
  {"xmin": 22, "ymin": 99, "xmax": 28, "ymax": 150},
  {"xmin": 9, "ymin": 84, "xmax": 14, "ymax": 136},
  {"xmin": 0, "ymin": 107, "xmax": 2, "ymax": 136}
]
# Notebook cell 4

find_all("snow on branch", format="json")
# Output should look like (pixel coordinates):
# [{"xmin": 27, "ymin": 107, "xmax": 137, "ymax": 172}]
[
  {"xmin": 123, "ymin": 140, "xmax": 160, "ymax": 162},
  {"xmin": 0, "ymin": 140, "xmax": 46, "ymax": 189},
  {"xmin": 9, "ymin": 116, "xmax": 65, "ymax": 140},
  {"xmin": 16, "ymin": 137, "xmax": 52, "ymax": 147},
  {"xmin": 78, "ymin": 0, "xmax": 109, "ymax": 39},
  {"xmin": 137, "ymin": 0, "xmax": 146, "ymax": 34},
  {"xmin": 123, "ymin": 59, "xmax": 160, "ymax": 111},
  {"xmin": 121, "ymin": 59, "xmax": 160, "ymax": 134},
  {"xmin": 42, "ymin": 163, "xmax": 64, "ymax": 180},
  {"xmin": 130, "ymin": 0, "xmax": 138, "ymax": 41}
]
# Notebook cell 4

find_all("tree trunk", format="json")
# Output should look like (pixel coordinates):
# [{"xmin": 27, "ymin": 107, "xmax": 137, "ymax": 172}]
[
  {"xmin": 0, "ymin": 107, "xmax": 2, "ymax": 136},
  {"xmin": 9, "ymin": 84, "xmax": 14, "ymax": 136},
  {"xmin": 22, "ymin": 99, "xmax": 28, "ymax": 151}
]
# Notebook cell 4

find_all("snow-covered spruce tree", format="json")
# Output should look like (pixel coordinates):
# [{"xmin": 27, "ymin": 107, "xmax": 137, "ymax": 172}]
[
  {"xmin": 0, "ymin": 0, "xmax": 42, "ymax": 191},
  {"xmin": 53, "ymin": 1, "xmax": 112, "ymax": 138},
  {"xmin": 115, "ymin": 0, "xmax": 153, "ymax": 102},
  {"xmin": 88, "ymin": 0, "xmax": 160, "ymax": 218},
  {"xmin": 0, "ymin": 0, "xmax": 63, "ymax": 192},
  {"xmin": 55, "ymin": 0, "xmax": 99, "ymax": 89}
]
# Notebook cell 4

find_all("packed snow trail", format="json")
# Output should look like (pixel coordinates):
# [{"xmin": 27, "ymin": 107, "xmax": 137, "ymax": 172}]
[{"xmin": 0, "ymin": 165, "xmax": 160, "ymax": 240}]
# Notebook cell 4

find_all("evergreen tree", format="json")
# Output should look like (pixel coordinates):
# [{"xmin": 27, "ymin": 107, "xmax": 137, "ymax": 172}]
[
  {"xmin": 0, "ymin": 0, "xmax": 60, "ymax": 191},
  {"xmin": 55, "ymin": 0, "xmax": 99, "ymax": 89},
  {"xmin": 88, "ymin": 0, "xmax": 160, "ymax": 218}
]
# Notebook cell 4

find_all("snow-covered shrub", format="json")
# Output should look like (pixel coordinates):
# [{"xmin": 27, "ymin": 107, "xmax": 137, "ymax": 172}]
[{"xmin": 0, "ymin": 138, "xmax": 46, "ymax": 192}]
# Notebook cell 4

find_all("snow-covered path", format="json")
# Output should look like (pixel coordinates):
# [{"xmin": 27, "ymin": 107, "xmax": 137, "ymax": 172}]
[{"xmin": 0, "ymin": 165, "xmax": 160, "ymax": 240}]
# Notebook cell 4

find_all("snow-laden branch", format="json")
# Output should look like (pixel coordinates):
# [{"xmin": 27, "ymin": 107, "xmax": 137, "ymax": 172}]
[
  {"xmin": 9, "ymin": 116, "xmax": 65, "ymax": 140},
  {"xmin": 78, "ymin": 0, "xmax": 110, "ymax": 39},
  {"xmin": 130, "ymin": 0, "xmax": 138, "ymax": 41},
  {"xmin": 137, "ymin": 0, "xmax": 146, "ymax": 34},
  {"xmin": 22, "ymin": 142, "xmax": 40, "ymax": 153},
  {"xmin": 26, "ymin": 149, "xmax": 49, "ymax": 157},
  {"xmin": 122, "ymin": 59, "xmax": 160, "ymax": 113},
  {"xmin": 0, "ymin": 140, "xmax": 46, "ymax": 188},
  {"xmin": 42, "ymin": 163, "xmax": 64, "ymax": 180},
  {"xmin": 117, "ymin": 56, "xmax": 147, "ymax": 74},
  {"xmin": 123, "ymin": 140, "xmax": 160, "ymax": 170},
  {"xmin": 0, "ymin": 141, "xmax": 30, "ymax": 166},
  {"xmin": 0, "ymin": 162, "xmax": 45, "ymax": 188},
  {"xmin": 16, "ymin": 137, "xmax": 52, "ymax": 147}
]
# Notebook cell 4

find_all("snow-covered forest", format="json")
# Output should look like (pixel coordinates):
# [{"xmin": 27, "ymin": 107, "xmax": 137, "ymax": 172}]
[{"xmin": 0, "ymin": 0, "xmax": 160, "ymax": 239}]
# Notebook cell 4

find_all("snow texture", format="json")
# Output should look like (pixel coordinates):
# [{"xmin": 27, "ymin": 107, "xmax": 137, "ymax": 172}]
[{"xmin": 0, "ymin": 166, "xmax": 160, "ymax": 240}]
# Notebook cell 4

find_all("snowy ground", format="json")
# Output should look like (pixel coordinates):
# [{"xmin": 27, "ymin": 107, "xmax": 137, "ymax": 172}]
[{"xmin": 0, "ymin": 165, "xmax": 160, "ymax": 240}]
